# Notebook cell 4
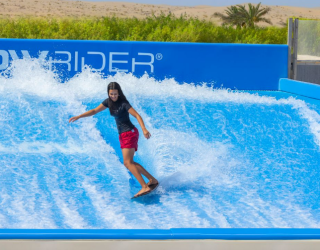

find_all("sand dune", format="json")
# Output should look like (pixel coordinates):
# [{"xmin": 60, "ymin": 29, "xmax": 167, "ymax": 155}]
[{"xmin": 0, "ymin": 0, "xmax": 319, "ymax": 27}]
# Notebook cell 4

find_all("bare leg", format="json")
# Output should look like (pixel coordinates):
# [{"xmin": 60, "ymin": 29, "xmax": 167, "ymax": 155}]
[
  {"xmin": 122, "ymin": 148, "xmax": 150, "ymax": 197},
  {"xmin": 133, "ymin": 161, "xmax": 158, "ymax": 186}
]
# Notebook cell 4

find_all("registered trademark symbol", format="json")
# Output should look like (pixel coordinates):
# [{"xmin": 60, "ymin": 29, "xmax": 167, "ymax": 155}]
[{"xmin": 156, "ymin": 53, "xmax": 163, "ymax": 60}]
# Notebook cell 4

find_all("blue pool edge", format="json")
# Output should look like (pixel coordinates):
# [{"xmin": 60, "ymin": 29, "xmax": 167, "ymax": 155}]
[{"xmin": 1, "ymin": 229, "xmax": 320, "ymax": 240}]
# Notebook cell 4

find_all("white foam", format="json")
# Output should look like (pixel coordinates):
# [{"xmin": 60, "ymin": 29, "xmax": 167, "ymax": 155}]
[
  {"xmin": 81, "ymin": 182, "xmax": 135, "ymax": 229},
  {"xmin": 50, "ymin": 189, "xmax": 88, "ymax": 229},
  {"xmin": 138, "ymin": 129, "xmax": 239, "ymax": 190},
  {"xmin": 1, "ymin": 176, "xmax": 57, "ymax": 229},
  {"xmin": 0, "ymin": 58, "xmax": 298, "ymax": 104}
]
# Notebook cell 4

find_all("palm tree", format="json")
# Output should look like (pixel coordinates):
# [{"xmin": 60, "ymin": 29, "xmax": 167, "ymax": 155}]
[
  {"xmin": 237, "ymin": 3, "xmax": 272, "ymax": 28},
  {"xmin": 214, "ymin": 2, "xmax": 272, "ymax": 28},
  {"xmin": 214, "ymin": 5, "xmax": 246, "ymax": 29}
]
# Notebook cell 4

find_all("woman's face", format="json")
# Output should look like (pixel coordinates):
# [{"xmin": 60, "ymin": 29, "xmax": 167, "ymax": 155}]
[{"xmin": 109, "ymin": 89, "xmax": 119, "ymax": 102}]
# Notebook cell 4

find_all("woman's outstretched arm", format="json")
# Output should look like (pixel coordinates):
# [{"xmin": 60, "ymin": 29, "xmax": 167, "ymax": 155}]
[
  {"xmin": 128, "ymin": 108, "xmax": 151, "ymax": 139},
  {"xmin": 69, "ymin": 104, "xmax": 107, "ymax": 123}
]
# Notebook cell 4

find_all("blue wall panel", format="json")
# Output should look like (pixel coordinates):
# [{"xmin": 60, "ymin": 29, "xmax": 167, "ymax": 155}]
[
  {"xmin": 0, "ymin": 39, "xmax": 288, "ymax": 90},
  {"xmin": 279, "ymin": 78, "xmax": 320, "ymax": 100}
]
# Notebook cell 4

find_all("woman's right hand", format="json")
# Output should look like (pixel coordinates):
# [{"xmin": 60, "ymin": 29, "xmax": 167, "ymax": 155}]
[{"xmin": 69, "ymin": 116, "xmax": 80, "ymax": 123}]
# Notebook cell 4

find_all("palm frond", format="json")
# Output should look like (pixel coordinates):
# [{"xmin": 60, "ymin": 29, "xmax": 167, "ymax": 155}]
[{"xmin": 214, "ymin": 2, "xmax": 272, "ymax": 28}]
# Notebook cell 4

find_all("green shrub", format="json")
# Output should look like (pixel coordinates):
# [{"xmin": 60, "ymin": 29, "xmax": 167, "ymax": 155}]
[{"xmin": 0, "ymin": 14, "xmax": 287, "ymax": 44}]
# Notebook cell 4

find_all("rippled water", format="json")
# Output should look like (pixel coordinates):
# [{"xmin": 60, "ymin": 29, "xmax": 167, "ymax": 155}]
[{"xmin": 0, "ymin": 59, "xmax": 320, "ymax": 229}]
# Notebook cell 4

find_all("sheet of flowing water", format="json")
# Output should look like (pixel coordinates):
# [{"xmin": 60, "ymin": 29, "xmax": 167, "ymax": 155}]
[{"xmin": 0, "ymin": 59, "xmax": 320, "ymax": 229}]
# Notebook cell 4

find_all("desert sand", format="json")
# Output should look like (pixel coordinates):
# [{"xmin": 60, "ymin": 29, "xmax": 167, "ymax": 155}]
[{"xmin": 0, "ymin": 0, "xmax": 320, "ymax": 27}]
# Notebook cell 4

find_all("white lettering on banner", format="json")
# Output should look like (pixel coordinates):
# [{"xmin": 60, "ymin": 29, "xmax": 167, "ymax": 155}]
[
  {"xmin": 109, "ymin": 52, "xmax": 129, "ymax": 72},
  {"xmin": 75, "ymin": 51, "xmax": 78, "ymax": 71},
  {"xmin": 49, "ymin": 51, "xmax": 72, "ymax": 71},
  {"xmin": 0, "ymin": 49, "xmax": 161, "ymax": 73},
  {"xmin": 36, "ymin": 51, "xmax": 49, "ymax": 61},
  {"xmin": 8, "ymin": 50, "xmax": 49, "ymax": 60},
  {"xmin": 132, "ymin": 53, "xmax": 154, "ymax": 73},
  {"xmin": 0, "ymin": 50, "xmax": 9, "ymax": 70},
  {"xmin": 82, "ymin": 52, "xmax": 106, "ymax": 71},
  {"xmin": 9, "ymin": 50, "xmax": 24, "ymax": 60}
]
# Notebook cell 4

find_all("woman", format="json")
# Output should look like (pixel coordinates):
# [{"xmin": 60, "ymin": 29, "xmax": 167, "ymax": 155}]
[{"xmin": 69, "ymin": 82, "xmax": 158, "ymax": 198}]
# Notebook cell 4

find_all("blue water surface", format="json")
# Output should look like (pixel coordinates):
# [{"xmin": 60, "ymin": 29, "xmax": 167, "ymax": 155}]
[{"xmin": 1, "ymin": 76, "xmax": 320, "ymax": 229}]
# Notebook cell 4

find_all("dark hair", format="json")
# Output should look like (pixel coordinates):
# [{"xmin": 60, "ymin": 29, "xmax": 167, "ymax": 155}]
[{"xmin": 107, "ymin": 82, "xmax": 128, "ymax": 115}]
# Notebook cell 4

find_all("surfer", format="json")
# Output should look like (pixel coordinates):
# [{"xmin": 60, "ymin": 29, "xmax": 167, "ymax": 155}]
[{"xmin": 69, "ymin": 82, "xmax": 158, "ymax": 198}]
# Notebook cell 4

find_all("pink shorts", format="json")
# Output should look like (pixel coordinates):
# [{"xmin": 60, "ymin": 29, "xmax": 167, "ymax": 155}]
[{"xmin": 119, "ymin": 127, "xmax": 139, "ymax": 151}]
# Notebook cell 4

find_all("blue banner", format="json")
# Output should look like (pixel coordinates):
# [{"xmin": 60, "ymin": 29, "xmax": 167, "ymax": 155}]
[{"xmin": 0, "ymin": 39, "xmax": 288, "ymax": 90}]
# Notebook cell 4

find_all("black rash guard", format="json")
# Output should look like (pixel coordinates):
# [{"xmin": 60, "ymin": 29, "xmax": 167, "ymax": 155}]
[{"xmin": 102, "ymin": 98, "xmax": 135, "ymax": 134}]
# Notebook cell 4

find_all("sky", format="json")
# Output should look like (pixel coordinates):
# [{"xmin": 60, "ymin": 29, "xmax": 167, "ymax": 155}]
[{"xmin": 77, "ymin": 0, "xmax": 320, "ymax": 8}]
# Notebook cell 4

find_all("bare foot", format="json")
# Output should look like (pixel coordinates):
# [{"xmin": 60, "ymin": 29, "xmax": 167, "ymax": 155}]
[
  {"xmin": 133, "ymin": 186, "xmax": 151, "ymax": 198},
  {"xmin": 147, "ymin": 179, "xmax": 158, "ymax": 186}
]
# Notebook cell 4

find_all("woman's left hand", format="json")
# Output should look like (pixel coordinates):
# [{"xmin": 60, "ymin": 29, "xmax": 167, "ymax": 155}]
[{"xmin": 143, "ymin": 129, "xmax": 151, "ymax": 139}]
